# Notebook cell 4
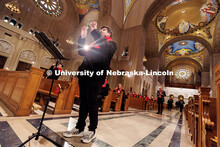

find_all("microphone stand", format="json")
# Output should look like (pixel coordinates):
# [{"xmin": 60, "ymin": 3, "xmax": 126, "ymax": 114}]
[{"xmin": 19, "ymin": 60, "xmax": 62, "ymax": 147}]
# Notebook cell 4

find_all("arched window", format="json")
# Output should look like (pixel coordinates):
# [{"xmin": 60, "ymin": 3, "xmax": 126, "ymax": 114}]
[
  {"xmin": 4, "ymin": 16, "xmax": 9, "ymax": 22},
  {"xmin": 10, "ymin": 19, "xmax": 16, "ymax": 26}
]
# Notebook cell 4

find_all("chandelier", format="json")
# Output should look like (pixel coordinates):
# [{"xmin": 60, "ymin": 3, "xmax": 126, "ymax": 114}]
[{"xmin": 5, "ymin": 1, "xmax": 21, "ymax": 14}]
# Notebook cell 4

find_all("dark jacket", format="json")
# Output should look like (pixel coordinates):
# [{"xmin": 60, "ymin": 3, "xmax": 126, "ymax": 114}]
[
  {"xmin": 99, "ymin": 83, "xmax": 110, "ymax": 97},
  {"xmin": 78, "ymin": 29, "xmax": 117, "ymax": 84},
  {"xmin": 47, "ymin": 65, "xmax": 60, "ymax": 80},
  {"xmin": 157, "ymin": 90, "xmax": 166, "ymax": 102}
]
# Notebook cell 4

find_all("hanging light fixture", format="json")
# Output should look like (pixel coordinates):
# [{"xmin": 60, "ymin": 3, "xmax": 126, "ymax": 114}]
[{"xmin": 5, "ymin": 1, "xmax": 21, "ymax": 14}]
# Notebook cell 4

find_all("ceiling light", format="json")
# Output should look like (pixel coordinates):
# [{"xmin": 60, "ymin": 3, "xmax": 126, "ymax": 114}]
[
  {"xmin": 5, "ymin": 1, "xmax": 21, "ymax": 14},
  {"xmin": 66, "ymin": 39, "xmax": 74, "ymax": 45}
]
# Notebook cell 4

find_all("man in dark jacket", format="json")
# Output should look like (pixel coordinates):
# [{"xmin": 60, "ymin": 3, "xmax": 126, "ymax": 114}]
[
  {"xmin": 156, "ymin": 88, "xmax": 166, "ymax": 114},
  {"xmin": 63, "ymin": 22, "xmax": 116, "ymax": 144}
]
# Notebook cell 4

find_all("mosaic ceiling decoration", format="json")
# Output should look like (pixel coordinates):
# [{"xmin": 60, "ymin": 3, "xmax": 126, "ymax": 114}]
[
  {"xmin": 75, "ymin": 0, "xmax": 100, "ymax": 23},
  {"xmin": 165, "ymin": 40, "xmax": 205, "ymax": 67},
  {"xmin": 123, "ymin": 0, "xmax": 137, "ymax": 23},
  {"xmin": 33, "ymin": 0, "xmax": 64, "ymax": 17},
  {"xmin": 156, "ymin": 0, "xmax": 219, "ymax": 36},
  {"xmin": 166, "ymin": 40, "xmax": 205, "ymax": 56}
]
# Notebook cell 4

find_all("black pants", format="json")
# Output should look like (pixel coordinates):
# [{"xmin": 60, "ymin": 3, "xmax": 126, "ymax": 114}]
[
  {"xmin": 168, "ymin": 104, "xmax": 172, "ymax": 111},
  {"xmin": 180, "ymin": 106, "xmax": 183, "ymax": 112},
  {"xmin": 76, "ymin": 78, "xmax": 102, "ymax": 132},
  {"xmin": 157, "ymin": 99, "xmax": 163, "ymax": 114},
  {"xmin": 145, "ymin": 101, "xmax": 147, "ymax": 110}
]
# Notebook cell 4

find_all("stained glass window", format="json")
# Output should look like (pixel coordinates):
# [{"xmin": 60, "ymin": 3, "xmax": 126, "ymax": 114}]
[
  {"xmin": 175, "ymin": 68, "xmax": 190, "ymax": 79},
  {"xmin": 33, "ymin": 0, "xmax": 63, "ymax": 17}
]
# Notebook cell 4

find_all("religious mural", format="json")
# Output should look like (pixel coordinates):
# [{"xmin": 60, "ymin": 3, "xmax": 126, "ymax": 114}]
[
  {"xmin": 123, "ymin": 0, "xmax": 137, "ymax": 23},
  {"xmin": 166, "ymin": 40, "xmax": 204, "ymax": 56},
  {"xmin": 156, "ymin": 0, "xmax": 219, "ymax": 35},
  {"xmin": 165, "ymin": 40, "xmax": 205, "ymax": 67},
  {"xmin": 75, "ymin": 0, "xmax": 100, "ymax": 22}
]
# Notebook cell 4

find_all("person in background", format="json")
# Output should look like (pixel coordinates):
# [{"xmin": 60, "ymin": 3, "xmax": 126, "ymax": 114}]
[
  {"xmin": 144, "ymin": 95, "xmax": 149, "ymax": 110},
  {"xmin": 156, "ymin": 88, "xmax": 166, "ymax": 114},
  {"xmin": 167, "ymin": 96, "xmax": 173, "ymax": 111},
  {"xmin": 114, "ymin": 84, "xmax": 126, "ymax": 111},
  {"xmin": 175, "ymin": 100, "xmax": 180, "ymax": 110},
  {"xmin": 97, "ymin": 77, "xmax": 109, "ymax": 110},
  {"xmin": 179, "ymin": 98, "xmax": 185, "ymax": 113},
  {"xmin": 150, "ymin": 95, "xmax": 154, "ymax": 100},
  {"xmin": 47, "ymin": 62, "xmax": 63, "ymax": 80}
]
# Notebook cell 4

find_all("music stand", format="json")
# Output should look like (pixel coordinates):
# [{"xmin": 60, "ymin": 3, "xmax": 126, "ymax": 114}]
[{"xmin": 19, "ymin": 32, "xmax": 70, "ymax": 147}]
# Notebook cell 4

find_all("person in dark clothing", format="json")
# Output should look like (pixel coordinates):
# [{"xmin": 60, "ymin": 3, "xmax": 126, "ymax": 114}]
[
  {"xmin": 114, "ymin": 84, "xmax": 126, "ymax": 111},
  {"xmin": 63, "ymin": 22, "xmax": 117, "ymax": 143},
  {"xmin": 144, "ymin": 95, "xmax": 149, "ymax": 110},
  {"xmin": 179, "ymin": 98, "xmax": 185, "ymax": 113},
  {"xmin": 97, "ymin": 78, "xmax": 109, "ymax": 109},
  {"xmin": 167, "ymin": 96, "xmax": 173, "ymax": 111},
  {"xmin": 156, "ymin": 88, "xmax": 166, "ymax": 114},
  {"xmin": 176, "ymin": 100, "xmax": 180, "ymax": 110},
  {"xmin": 47, "ymin": 63, "xmax": 63, "ymax": 80}
]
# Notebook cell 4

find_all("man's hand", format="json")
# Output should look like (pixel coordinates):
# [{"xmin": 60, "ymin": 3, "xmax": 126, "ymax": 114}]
[
  {"xmin": 81, "ymin": 26, "xmax": 87, "ymax": 38},
  {"xmin": 90, "ymin": 22, "xmax": 97, "ymax": 31}
]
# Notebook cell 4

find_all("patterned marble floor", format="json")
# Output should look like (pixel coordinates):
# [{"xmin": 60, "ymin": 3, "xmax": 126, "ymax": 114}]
[{"xmin": 0, "ymin": 101, "xmax": 193, "ymax": 147}]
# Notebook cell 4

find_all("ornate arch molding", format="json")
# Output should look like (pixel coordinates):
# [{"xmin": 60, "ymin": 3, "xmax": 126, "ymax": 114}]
[
  {"xmin": 142, "ymin": 0, "xmax": 173, "ymax": 30},
  {"xmin": 159, "ymin": 35, "xmax": 213, "ymax": 57},
  {"xmin": 0, "ymin": 39, "xmax": 14, "ymax": 56},
  {"xmin": 40, "ymin": 57, "xmax": 54, "ymax": 68},
  {"xmin": 213, "ymin": 14, "xmax": 220, "ymax": 53},
  {"xmin": 19, "ymin": 50, "xmax": 37, "ymax": 63},
  {"xmin": 165, "ymin": 57, "xmax": 203, "ymax": 72}
]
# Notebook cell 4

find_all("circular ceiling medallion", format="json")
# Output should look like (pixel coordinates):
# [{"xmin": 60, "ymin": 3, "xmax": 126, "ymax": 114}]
[{"xmin": 33, "ymin": 0, "xmax": 63, "ymax": 17}]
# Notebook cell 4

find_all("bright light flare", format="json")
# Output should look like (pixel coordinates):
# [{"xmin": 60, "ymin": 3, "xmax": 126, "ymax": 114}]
[{"xmin": 84, "ymin": 45, "xmax": 89, "ymax": 51}]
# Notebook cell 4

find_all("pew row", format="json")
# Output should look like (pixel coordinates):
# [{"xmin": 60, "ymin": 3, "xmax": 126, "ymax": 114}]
[
  {"xmin": 38, "ymin": 78, "xmax": 78, "ymax": 114},
  {"xmin": 129, "ymin": 96, "xmax": 145, "ymax": 110},
  {"xmin": 185, "ymin": 87, "xmax": 217, "ymax": 147},
  {"xmin": 214, "ymin": 61, "xmax": 220, "ymax": 147},
  {"xmin": 0, "ymin": 67, "xmax": 44, "ymax": 116}
]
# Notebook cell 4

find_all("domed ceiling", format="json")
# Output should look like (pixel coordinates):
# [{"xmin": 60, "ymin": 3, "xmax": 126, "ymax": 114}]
[
  {"xmin": 156, "ymin": 0, "xmax": 219, "ymax": 35},
  {"xmin": 75, "ymin": 0, "xmax": 100, "ymax": 22}
]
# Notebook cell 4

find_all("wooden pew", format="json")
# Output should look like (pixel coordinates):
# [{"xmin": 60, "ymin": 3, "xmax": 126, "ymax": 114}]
[
  {"xmin": 0, "ymin": 67, "xmax": 44, "ymax": 116},
  {"xmin": 194, "ymin": 95, "xmax": 199, "ymax": 147},
  {"xmin": 110, "ymin": 90, "xmax": 123, "ymax": 112},
  {"xmin": 101, "ymin": 89, "xmax": 113, "ymax": 112},
  {"xmin": 124, "ymin": 94, "xmax": 131, "ymax": 111},
  {"xmin": 214, "ymin": 61, "xmax": 220, "ymax": 147},
  {"xmin": 129, "ymin": 96, "xmax": 145, "ymax": 110},
  {"xmin": 197, "ymin": 87, "xmax": 217, "ymax": 147},
  {"xmin": 187, "ymin": 99, "xmax": 192, "ymax": 138},
  {"xmin": 38, "ymin": 78, "xmax": 78, "ymax": 114}
]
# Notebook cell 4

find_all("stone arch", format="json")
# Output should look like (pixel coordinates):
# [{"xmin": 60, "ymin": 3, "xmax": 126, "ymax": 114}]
[
  {"xmin": 19, "ymin": 49, "xmax": 37, "ymax": 64},
  {"xmin": 0, "ymin": 39, "xmax": 15, "ymax": 57},
  {"xmin": 40, "ymin": 57, "xmax": 54, "ymax": 69},
  {"xmin": 165, "ymin": 57, "xmax": 203, "ymax": 72}
]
